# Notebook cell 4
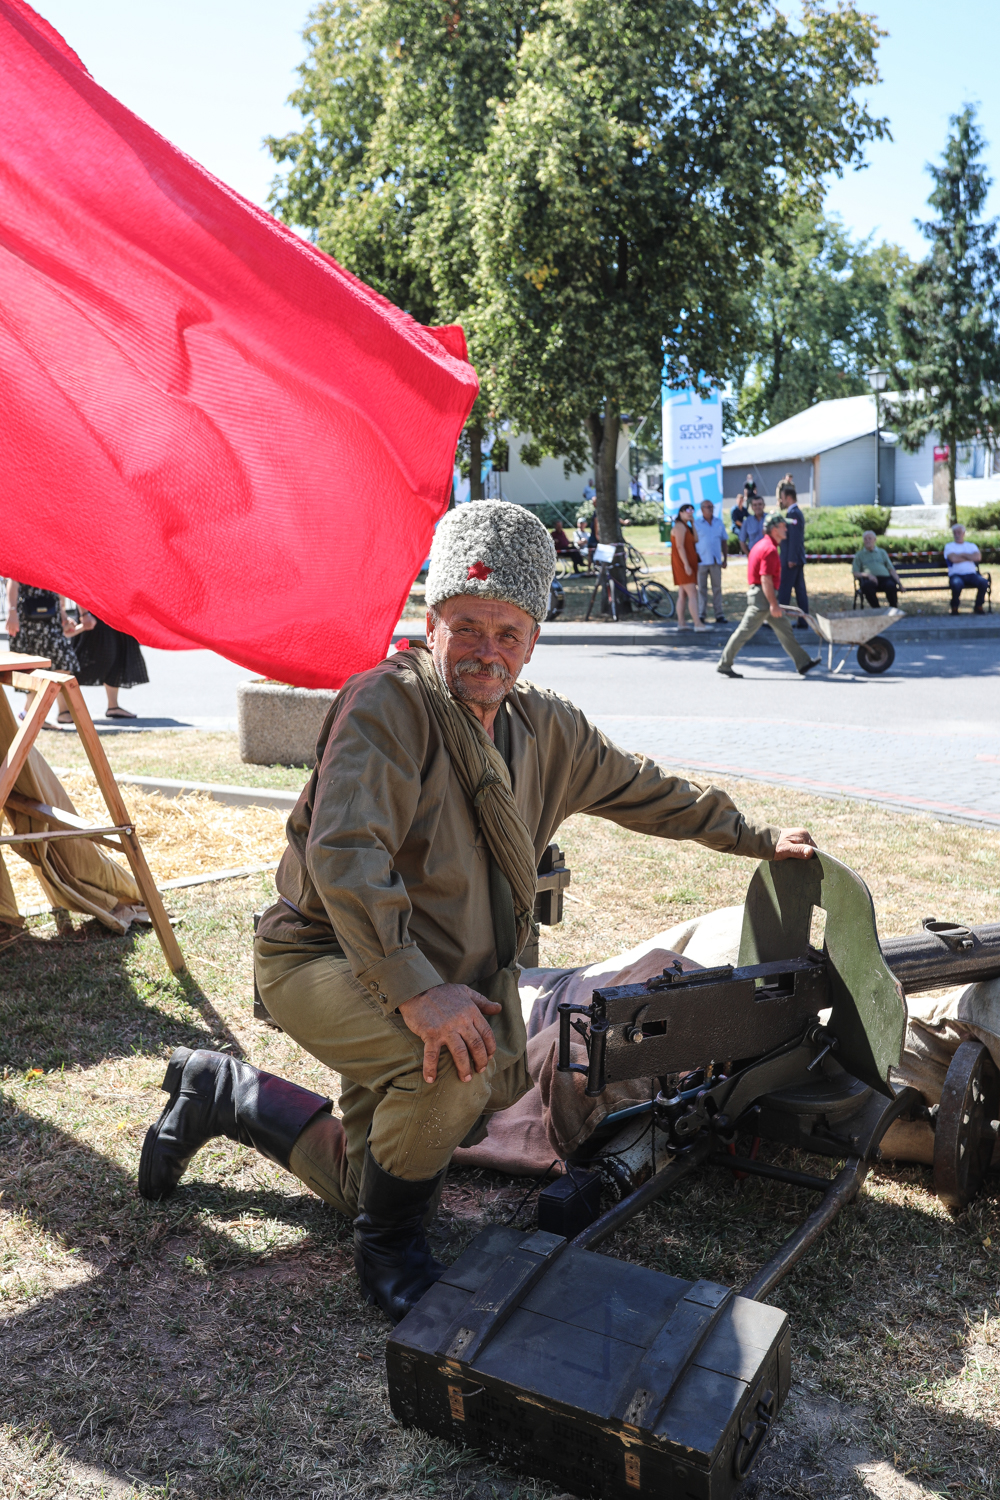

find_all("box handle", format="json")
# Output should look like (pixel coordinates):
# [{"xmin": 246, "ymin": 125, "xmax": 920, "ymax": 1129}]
[{"xmin": 733, "ymin": 1388, "xmax": 776, "ymax": 1478}]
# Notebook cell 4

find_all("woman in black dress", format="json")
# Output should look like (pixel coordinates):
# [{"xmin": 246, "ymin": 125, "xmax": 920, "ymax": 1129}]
[
  {"xmin": 5, "ymin": 581, "xmax": 81, "ymax": 723},
  {"xmin": 73, "ymin": 610, "xmax": 149, "ymax": 719}
]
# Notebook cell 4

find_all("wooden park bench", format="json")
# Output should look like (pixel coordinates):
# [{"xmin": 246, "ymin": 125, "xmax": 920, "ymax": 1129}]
[{"xmin": 853, "ymin": 559, "xmax": 992, "ymax": 612}]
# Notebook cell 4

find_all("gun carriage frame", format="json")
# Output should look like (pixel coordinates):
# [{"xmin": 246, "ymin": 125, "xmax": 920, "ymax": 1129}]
[{"xmin": 388, "ymin": 852, "xmax": 1000, "ymax": 1497}]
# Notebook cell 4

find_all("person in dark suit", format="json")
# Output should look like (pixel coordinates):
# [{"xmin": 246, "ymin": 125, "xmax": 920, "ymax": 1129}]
[{"xmin": 776, "ymin": 482, "xmax": 810, "ymax": 628}]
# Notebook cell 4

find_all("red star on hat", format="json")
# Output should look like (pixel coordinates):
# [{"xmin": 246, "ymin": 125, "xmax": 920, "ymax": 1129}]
[{"xmin": 467, "ymin": 560, "xmax": 492, "ymax": 581}]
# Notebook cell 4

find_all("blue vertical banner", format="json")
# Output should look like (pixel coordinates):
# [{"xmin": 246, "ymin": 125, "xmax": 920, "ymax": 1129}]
[{"xmin": 661, "ymin": 382, "xmax": 724, "ymax": 521}]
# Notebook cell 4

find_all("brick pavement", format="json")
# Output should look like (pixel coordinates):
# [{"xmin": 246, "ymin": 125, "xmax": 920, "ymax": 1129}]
[
  {"xmin": 526, "ymin": 640, "xmax": 1000, "ymax": 830},
  {"xmin": 590, "ymin": 714, "xmax": 1000, "ymax": 828}
]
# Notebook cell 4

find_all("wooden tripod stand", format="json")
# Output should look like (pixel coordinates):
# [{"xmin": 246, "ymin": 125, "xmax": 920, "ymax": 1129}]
[{"xmin": 0, "ymin": 650, "xmax": 185, "ymax": 974}]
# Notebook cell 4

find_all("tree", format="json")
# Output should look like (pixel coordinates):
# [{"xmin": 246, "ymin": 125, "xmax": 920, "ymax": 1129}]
[
  {"xmin": 266, "ymin": 2, "xmax": 531, "ymax": 500},
  {"xmin": 887, "ymin": 106, "xmax": 1000, "ymax": 525},
  {"xmin": 270, "ymin": 2, "xmax": 886, "ymax": 544},
  {"xmin": 731, "ymin": 212, "xmax": 911, "ymax": 437},
  {"xmin": 469, "ymin": 0, "xmax": 888, "ymax": 547}
]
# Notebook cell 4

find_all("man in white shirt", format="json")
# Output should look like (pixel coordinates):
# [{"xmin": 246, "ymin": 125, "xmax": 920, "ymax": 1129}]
[
  {"xmin": 943, "ymin": 524, "xmax": 990, "ymax": 614},
  {"xmin": 693, "ymin": 499, "xmax": 729, "ymax": 624}
]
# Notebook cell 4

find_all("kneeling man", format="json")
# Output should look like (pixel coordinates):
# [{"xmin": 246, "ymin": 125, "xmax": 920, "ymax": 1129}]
[{"xmin": 139, "ymin": 502, "xmax": 814, "ymax": 1322}]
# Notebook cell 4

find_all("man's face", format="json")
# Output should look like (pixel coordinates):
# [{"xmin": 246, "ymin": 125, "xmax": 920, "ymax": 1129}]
[
  {"xmin": 863, "ymin": 532, "xmax": 877, "ymax": 551},
  {"xmin": 751, "ymin": 498, "xmax": 764, "ymax": 517},
  {"xmin": 768, "ymin": 522, "xmax": 787, "ymax": 544},
  {"xmin": 700, "ymin": 501, "xmax": 714, "ymax": 521},
  {"xmin": 778, "ymin": 490, "xmax": 792, "ymax": 510},
  {"xmin": 953, "ymin": 527, "xmax": 966, "ymax": 544},
  {"xmin": 426, "ymin": 594, "xmax": 539, "ymax": 709}
]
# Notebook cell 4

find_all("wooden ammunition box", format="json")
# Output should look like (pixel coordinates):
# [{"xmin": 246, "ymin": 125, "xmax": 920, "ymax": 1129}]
[{"xmin": 387, "ymin": 1225, "xmax": 790, "ymax": 1499}]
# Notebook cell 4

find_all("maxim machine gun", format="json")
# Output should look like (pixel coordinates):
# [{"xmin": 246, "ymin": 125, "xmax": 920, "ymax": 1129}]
[{"xmin": 387, "ymin": 853, "xmax": 1000, "ymax": 1500}]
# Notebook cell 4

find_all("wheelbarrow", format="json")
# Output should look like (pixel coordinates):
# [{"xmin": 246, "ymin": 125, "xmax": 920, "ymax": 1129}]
[{"xmin": 781, "ymin": 604, "xmax": 904, "ymax": 675}]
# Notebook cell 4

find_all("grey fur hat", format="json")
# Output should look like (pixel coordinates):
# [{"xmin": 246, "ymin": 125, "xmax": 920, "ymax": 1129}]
[{"xmin": 425, "ymin": 501, "xmax": 556, "ymax": 623}]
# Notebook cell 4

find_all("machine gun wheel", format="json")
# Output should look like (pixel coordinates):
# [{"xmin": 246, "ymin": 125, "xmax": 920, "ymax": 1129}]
[{"xmin": 933, "ymin": 1040, "xmax": 1000, "ymax": 1213}]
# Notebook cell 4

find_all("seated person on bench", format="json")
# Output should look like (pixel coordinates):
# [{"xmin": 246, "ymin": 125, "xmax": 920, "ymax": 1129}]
[
  {"xmin": 550, "ymin": 522, "xmax": 586, "ymax": 573},
  {"xmin": 137, "ymin": 502, "xmax": 815, "ymax": 1325},
  {"xmin": 944, "ymin": 524, "xmax": 989, "ymax": 614},
  {"xmin": 852, "ymin": 530, "xmax": 902, "ymax": 608}
]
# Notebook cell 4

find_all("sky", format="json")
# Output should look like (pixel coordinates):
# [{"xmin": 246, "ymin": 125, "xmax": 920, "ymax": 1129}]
[{"xmin": 30, "ymin": 0, "xmax": 1000, "ymax": 260}]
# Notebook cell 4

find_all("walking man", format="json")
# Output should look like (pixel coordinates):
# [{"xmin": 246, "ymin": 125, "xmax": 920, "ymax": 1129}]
[
  {"xmin": 694, "ymin": 498, "xmax": 729, "ymax": 624},
  {"xmin": 777, "ymin": 482, "xmax": 810, "ymax": 627},
  {"xmin": 718, "ymin": 513, "xmax": 820, "ymax": 678}
]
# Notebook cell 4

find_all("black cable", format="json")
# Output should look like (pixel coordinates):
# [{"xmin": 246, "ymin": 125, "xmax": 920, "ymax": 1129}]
[{"xmin": 501, "ymin": 1160, "xmax": 562, "ymax": 1227}]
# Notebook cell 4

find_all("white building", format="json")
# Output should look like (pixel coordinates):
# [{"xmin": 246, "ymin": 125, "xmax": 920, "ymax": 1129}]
[
  {"xmin": 722, "ymin": 394, "xmax": 998, "ymax": 508},
  {"xmin": 454, "ymin": 430, "xmax": 631, "ymax": 518}
]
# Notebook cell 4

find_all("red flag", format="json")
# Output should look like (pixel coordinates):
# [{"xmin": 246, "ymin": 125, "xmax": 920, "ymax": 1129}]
[{"xmin": 0, "ymin": 2, "xmax": 477, "ymax": 688}]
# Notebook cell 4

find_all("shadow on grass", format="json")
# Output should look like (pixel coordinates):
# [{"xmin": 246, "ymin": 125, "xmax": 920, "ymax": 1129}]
[
  {"xmin": 0, "ymin": 920, "xmax": 244, "ymax": 1072},
  {"xmin": 0, "ymin": 1092, "xmax": 366, "ymax": 1495},
  {"xmin": 2, "ymin": 1092, "xmax": 999, "ymax": 1496}
]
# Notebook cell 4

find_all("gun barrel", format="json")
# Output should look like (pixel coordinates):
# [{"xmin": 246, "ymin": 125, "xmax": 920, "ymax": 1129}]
[{"xmin": 881, "ymin": 922, "xmax": 1000, "ymax": 994}]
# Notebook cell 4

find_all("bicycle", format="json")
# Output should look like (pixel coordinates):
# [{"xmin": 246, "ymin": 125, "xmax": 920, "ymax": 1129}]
[{"xmin": 584, "ymin": 542, "xmax": 675, "ymax": 621}]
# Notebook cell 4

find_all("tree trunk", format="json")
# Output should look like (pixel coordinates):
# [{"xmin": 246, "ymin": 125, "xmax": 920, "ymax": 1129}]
[
  {"xmin": 586, "ymin": 403, "xmax": 627, "ymax": 613},
  {"xmin": 946, "ymin": 434, "xmax": 958, "ymax": 526},
  {"xmin": 469, "ymin": 423, "xmax": 485, "ymax": 501}
]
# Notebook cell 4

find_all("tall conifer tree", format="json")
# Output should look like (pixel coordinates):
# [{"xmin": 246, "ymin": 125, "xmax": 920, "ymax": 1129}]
[{"xmin": 888, "ymin": 107, "xmax": 1000, "ymax": 524}]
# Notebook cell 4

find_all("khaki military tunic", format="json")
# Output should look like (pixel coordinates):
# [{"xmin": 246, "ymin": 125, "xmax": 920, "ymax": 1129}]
[{"xmin": 254, "ymin": 652, "xmax": 779, "ymax": 1193}]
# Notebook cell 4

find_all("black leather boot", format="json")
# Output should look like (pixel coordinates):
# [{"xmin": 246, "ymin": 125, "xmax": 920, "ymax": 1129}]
[
  {"xmin": 353, "ymin": 1141, "xmax": 446, "ymax": 1324},
  {"xmin": 138, "ymin": 1047, "xmax": 332, "ymax": 1200}
]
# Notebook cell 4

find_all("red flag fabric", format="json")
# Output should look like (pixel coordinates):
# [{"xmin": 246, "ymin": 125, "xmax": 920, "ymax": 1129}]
[{"xmin": 0, "ymin": 2, "xmax": 478, "ymax": 688}]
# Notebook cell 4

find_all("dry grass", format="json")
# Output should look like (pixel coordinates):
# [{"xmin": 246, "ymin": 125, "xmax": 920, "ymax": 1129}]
[
  {"xmin": 1, "ymin": 744, "xmax": 999, "ymax": 1498},
  {"xmin": 47, "ymin": 732, "xmax": 312, "ymax": 793},
  {"xmin": 2, "ymin": 777, "xmax": 286, "ymax": 916},
  {"xmin": 539, "ymin": 774, "xmax": 1000, "ymax": 969}
]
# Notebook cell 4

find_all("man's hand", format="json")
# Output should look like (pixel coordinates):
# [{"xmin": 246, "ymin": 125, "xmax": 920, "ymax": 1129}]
[
  {"xmin": 773, "ymin": 828, "xmax": 817, "ymax": 861},
  {"xmin": 398, "ymin": 983, "xmax": 503, "ymax": 1085},
  {"xmin": 769, "ymin": 601, "xmax": 782, "ymax": 619}
]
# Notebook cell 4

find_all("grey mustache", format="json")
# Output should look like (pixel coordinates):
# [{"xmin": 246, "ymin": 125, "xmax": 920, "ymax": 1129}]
[{"xmin": 454, "ymin": 658, "xmax": 511, "ymax": 682}]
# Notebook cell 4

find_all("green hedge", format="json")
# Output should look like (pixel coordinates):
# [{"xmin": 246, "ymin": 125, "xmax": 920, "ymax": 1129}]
[
  {"xmin": 804, "ymin": 504, "xmax": 891, "ymax": 540},
  {"xmin": 803, "ymin": 529, "xmax": 1000, "ymax": 563},
  {"xmin": 957, "ymin": 502, "xmax": 1000, "ymax": 530}
]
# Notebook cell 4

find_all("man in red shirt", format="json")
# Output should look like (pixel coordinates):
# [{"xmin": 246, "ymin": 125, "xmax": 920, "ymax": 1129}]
[{"xmin": 717, "ymin": 514, "xmax": 819, "ymax": 678}]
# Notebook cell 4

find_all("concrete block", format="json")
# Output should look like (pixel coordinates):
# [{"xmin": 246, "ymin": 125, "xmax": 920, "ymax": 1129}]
[{"xmin": 237, "ymin": 681, "xmax": 337, "ymax": 767}]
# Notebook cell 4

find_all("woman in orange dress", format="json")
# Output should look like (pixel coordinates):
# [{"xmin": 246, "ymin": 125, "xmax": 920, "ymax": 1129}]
[{"xmin": 671, "ymin": 502, "xmax": 705, "ymax": 630}]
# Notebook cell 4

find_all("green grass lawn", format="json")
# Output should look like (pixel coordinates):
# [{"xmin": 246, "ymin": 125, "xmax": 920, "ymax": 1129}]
[{"xmin": 2, "ymin": 739, "xmax": 999, "ymax": 1498}]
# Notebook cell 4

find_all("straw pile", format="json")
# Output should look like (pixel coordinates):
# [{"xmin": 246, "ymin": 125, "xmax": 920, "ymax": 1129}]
[{"xmin": 2, "ymin": 774, "xmax": 287, "ymax": 915}]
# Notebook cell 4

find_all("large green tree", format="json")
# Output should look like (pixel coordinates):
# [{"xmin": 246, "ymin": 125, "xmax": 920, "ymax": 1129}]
[
  {"xmin": 469, "ymin": 0, "xmax": 888, "ymax": 545},
  {"xmin": 266, "ymin": 2, "xmax": 530, "ymax": 499},
  {"xmin": 887, "ymin": 106, "xmax": 1000, "ymax": 524},
  {"xmin": 270, "ymin": 2, "xmax": 886, "ymax": 542},
  {"xmin": 732, "ymin": 212, "xmax": 911, "ymax": 437}
]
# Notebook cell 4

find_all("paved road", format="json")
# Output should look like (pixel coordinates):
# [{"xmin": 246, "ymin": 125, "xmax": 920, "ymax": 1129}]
[
  {"xmin": 526, "ymin": 639, "xmax": 1000, "ymax": 827},
  {"xmin": 5, "ymin": 637, "xmax": 999, "ymax": 827},
  {"xmin": 2, "ymin": 646, "xmax": 247, "ymax": 733}
]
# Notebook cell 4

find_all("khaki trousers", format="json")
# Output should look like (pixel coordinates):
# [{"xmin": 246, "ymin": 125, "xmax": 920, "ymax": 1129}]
[
  {"xmin": 254, "ymin": 940, "xmax": 526, "ymax": 1215},
  {"xmin": 719, "ymin": 586, "xmax": 813, "ymax": 671}
]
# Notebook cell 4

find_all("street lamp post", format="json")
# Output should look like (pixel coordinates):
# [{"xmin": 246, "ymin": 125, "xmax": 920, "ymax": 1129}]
[{"xmin": 867, "ymin": 367, "xmax": 888, "ymax": 507}]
